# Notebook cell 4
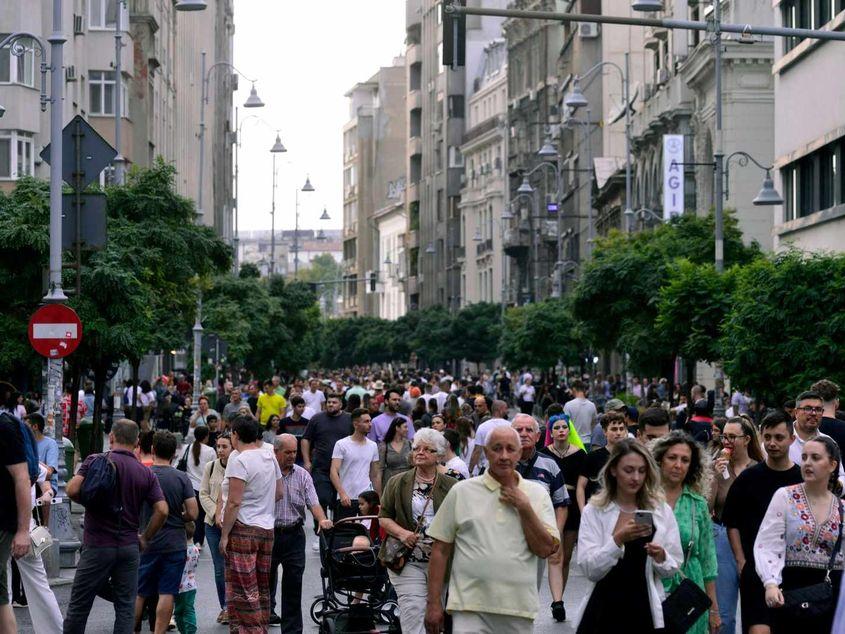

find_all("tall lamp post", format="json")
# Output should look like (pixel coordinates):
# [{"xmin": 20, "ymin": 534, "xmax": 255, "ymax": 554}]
[
  {"xmin": 563, "ymin": 53, "xmax": 633, "ymax": 224},
  {"xmin": 293, "ymin": 176, "xmax": 315, "ymax": 280},
  {"xmin": 269, "ymin": 132, "xmax": 287, "ymax": 275},
  {"xmin": 193, "ymin": 53, "xmax": 264, "ymax": 407}
]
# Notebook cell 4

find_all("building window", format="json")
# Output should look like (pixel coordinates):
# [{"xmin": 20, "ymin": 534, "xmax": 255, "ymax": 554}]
[
  {"xmin": 781, "ymin": 135, "xmax": 845, "ymax": 221},
  {"xmin": 448, "ymin": 146, "xmax": 463, "ymax": 168},
  {"xmin": 448, "ymin": 95, "xmax": 464, "ymax": 119},
  {"xmin": 0, "ymin": 34, "xmax": 36, "ymax": 86},
  {"xmin": 89, "ymin": 71, "xmax": 128, "ymax": 116},
  {"xmin": 0, "ymin": 131, "xmax": 34, "ymax": 180},
  {"xmin": 90, "ymin": 0, "xmax": 119, "ymax": 29}
]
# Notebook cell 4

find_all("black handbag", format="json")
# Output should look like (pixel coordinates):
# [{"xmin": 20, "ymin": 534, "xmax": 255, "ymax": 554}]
[
  {"xmin": 176, "ymin": 444, "xmax": 190, "ymax": 472},
  {"xmin": 781, "ymin": 500, "xmax": 843, "ymax": 619},
  {"xmin": 662, "ymin": 503, "xmax": 712, "ymax": 633}
]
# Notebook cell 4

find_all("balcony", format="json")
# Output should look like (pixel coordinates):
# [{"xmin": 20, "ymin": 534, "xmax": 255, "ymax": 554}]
[
  {"xmin": 406, "ymin": 275, "xmax": 419, "ymax": 296},
  {"xmin": 406, "ymin": 182, "xmax": 419, "ymax": 204},
  {"xmin": 503, "ymin": 225, "xmax": 531, "ymax": 258},
  {"xmin": 406, "ymin": 42, "xmax": 422, "ymax": 66},
  {"xmin": 408, "ymin": 136, "xmax": 422, "ymax": 157},
  {"xmin": 409, "ymin": 89, "xmax": 422, "ymax": 111},
  {"xmin": 475, "ymin": 237, "xmax": 493, "ymax": 256}
]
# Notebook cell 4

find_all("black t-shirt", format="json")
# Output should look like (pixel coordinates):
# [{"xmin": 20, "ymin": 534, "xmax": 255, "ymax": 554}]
[
  {"xmin": 580, "ymin": 446, "xmax": 610, "ymax": 502},
  {"xmin": 141, "ymin": 465, "xmax": 195, "ymax": 554},
  {"xmin": 722, "ymin": 462, "xmax": 803, "ymax": 560},
  {"xmin": 0, "ymin": 417, "xmax": 26, "ymax": 533},
  {"xmin": 280, "ymin": 415, "xmax": 309, "ymax": 437},
  {"xmin": 302, "ymin": 411, "xmax": 352, "ymax": 473},
  {"xmin": 820, "ymin": 417, "xmax": 845, "ymax": 457}
]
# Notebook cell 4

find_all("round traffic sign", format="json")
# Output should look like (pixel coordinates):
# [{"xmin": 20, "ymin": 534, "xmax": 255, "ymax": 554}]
[{"xmin": 28, "ymin": 304, "xmax": 83, "ymax": 359}]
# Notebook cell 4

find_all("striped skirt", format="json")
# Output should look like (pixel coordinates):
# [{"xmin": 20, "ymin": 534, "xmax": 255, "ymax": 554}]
[{"xmin": 225, "ymin": 521, "xmax": 274, "ymax": 633}]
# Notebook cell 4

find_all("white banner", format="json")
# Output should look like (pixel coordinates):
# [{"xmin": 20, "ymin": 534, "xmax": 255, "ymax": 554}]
[{"xmin": 663, "ymin": 135, "xmax": 684, "ymax": 219}]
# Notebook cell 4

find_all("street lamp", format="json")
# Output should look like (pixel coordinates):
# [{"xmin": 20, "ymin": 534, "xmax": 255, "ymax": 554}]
[
  {"xmin": 175, "ymin": 0, "xmax": 207, "ymax": 9},
  {"xmin": 631, "ymin": 0, "xmax": 663, "ymax": 11},
  {"xmin": 194, "ymin": 53, "xmax": 264, "ymax": 408},
  {"xmin": 293, "ymin": 176, "xmax": 316, "ymax": 279},
  {"xmin": 517, "ymin": 176, "xmax": 534, "ymax": 194},
  {"xmin": 425, "ymin": 242, "xmax": 436, "ymax": 255},
  {"xmin": 723, "ymin": 151, "xmax": 783, "ymax": 206},
  {"xmin": 564, "ymin": 54, "xmax": 634, "ymax": 225},
  {"xmin": 316, "ymin": 207, "xmax": 330, "ymax": 241},
  {"xmin": 234, "ymin": 113, "xmax": 279, "ymax": 274},
  {"xmin": 269, "ymin": 131, "xmax": 287, "ymax": 276}
]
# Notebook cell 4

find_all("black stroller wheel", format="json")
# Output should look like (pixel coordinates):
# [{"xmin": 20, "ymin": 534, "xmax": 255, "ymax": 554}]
[
  {"xmin": 310, "ymin": 597, "xmax": 327, "ymax": 625},
  {"xmin": 319, "ymin": 616, "xmax": 336, "ymax": 634}
]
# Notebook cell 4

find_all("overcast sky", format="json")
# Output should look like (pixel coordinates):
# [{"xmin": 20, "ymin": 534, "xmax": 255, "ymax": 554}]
[{"xmin": 232, "ymin": 1, "xmax": 406, "ymax": 232}]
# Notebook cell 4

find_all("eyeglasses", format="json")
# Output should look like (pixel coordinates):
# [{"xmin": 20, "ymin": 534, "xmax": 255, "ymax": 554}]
[
  {"xmin": 798, "ymin": 406, "xmax": 824, "ymax": 414},
  {"xmin": 723, "ymin": 434, "xmax": 747, "ymax": 442},
  {"xmin": 412, "ymin": 446, "xmax": 437, "ymax": 454}
]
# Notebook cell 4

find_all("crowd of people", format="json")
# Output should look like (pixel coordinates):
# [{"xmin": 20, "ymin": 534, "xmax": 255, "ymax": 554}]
[{"xmin": 2, "ymin": 369, "xmax": 845, "ymax": 633}]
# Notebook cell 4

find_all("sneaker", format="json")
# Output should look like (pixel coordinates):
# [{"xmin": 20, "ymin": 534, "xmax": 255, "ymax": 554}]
[
  {"xmin": 269, "ymin": 613, "xmax": 282, "ymax": 627},
  {"xmin": 220, "ymin": 610, "xmax": 229, "ymax": 625},
  {"xmin": 311, "ymin": 539, "xmax": 320, "ymax": 552},
  {"xmin": 167, "ymin": 616, "xmax": 176, "ymax": 631},
  {"xmin": 11, "ymin": 600, "xmax": 27, "ymax": 609},
  {"xmin": 216, "ymin": 610, "xmax": 226, "ymax": 623},
  {"xmin": 551, "ymin": 600, "xmax": 566, "ymax": 622}
]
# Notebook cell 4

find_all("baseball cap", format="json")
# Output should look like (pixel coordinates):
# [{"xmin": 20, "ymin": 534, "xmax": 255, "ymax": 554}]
[{"xmin": 605, "ymin": 398, "xmax": 626, "ymax": 412}]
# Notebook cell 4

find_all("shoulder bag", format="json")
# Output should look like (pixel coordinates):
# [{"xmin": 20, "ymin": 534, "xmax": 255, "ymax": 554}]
[
  {"xmin": 662, "ymin": 500, "xmax": 712, "ymax": 633},
  {"xmin": 781, "ymin": 500, "xmax": 843, "ymax": 619},
  {"xmin": 381, "ymin": 479, "xmax": 436, "ymax": 574},
  {"xmin": 176, "ymin": 444, "xmax": 190, "ymax": 472},
  {"xmin": 31, "ymin": 497, "xmax": 54, "ymax": 557}
]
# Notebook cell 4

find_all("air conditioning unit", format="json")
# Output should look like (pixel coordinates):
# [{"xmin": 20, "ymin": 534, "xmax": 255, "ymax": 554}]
[
  {"xmin": 73, "ymin": 14, "xmax": 84, "ymax": 35},
  {"xmin": 578, "ymin": 22, "xmax": 600, "ymax": 39},
  {"xmin": 65, "ymin": 65, "xmax": 77, "ymax": 82}
]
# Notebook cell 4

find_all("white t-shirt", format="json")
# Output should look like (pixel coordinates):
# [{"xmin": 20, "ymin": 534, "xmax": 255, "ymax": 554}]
[
  {"xmin": 564, "ymin": 396, "xmax": 598, "ymax": 443},
  {"xmin": 473, "ymin": 418, "xmax": 512, "ymax": 471},
  {"xmin": 302, "ymin": 389, "xmax": 325, "ymax": 411},
  {"xmin": 185, "ymin": 442, "xmax": 216, "ymax": 490},
  {"xmin": 331, "ymin": 436, "xmax": 379, "ymax": 498},
  {"xmin": 444, "ymin": 456, "xmax": 470, "ymax": 480},
  {"xmin": 518, "ymin": 384, "xmax": 535, "ymax": 403},
  {"xmin": 223, "ymin": 447, "xmax": 282, "ymax": 530}
]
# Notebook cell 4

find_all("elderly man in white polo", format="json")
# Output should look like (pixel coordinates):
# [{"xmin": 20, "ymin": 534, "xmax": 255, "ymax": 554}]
[{"xmin": 424, "ymin": 425, "xmax": 559, "ymax": 634}]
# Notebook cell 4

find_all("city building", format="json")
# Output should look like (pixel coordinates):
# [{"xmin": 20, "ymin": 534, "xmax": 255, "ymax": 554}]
[
  {"xmin": 0, "ymin": 0, "xmax": 235, "ymax": 239},
  {"xmin": 772, "ymin": 1, "xmax": 845, "ymax": 251},
  {"xmin": 610, "ymin": 1, "xmax": 775, "ymax": 250},
  {"xmin": 238, "ymin": 228, "xmax": 342, "ymax": 278},
  {"xmin": 341, "ymin": 57, "xmax": 407, "ymax": 317},
  {"xmin": 404, "ymin": 0, "xmax": 507, "ymax": 313},
  {"xmin": 458, "ymin": 38, "xmax": 508, "ymax": 307}
]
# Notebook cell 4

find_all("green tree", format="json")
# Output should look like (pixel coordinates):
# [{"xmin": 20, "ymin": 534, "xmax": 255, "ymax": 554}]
[
  {"xmin": 411, "ymin": 307, "xmax": 454, "ymax": 369},
  {"xmin": 451, "ymin": 302, "xmax": 502, "ymax": 367},
  {"xmin": 499, "ymin": 299, "xmax": 581, "ymax": 371},
  {"xmin": 570, "ymin": 212, "xmax": 759, "ymax": 374},
  {"xmin": 297, "ymin": 253, "xmax": 343, "ymax": 315},
  {"xmin": 720, "ymin": 251, "xmax": 845, "ymax": 403}
]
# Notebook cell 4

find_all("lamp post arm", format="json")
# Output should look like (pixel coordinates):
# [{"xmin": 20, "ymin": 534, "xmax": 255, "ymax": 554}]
[
  {"xmin": 723, "ymin": 151, "xmax": 773, "ymax": 201},
  {"xmin": 577, "ymin": 60, "xmax": 624, "ymax": 86},
  {"xmin": 0, "ymin": 33, "xmax": 49, "ymax": 112},
  {"xmin": 203, "ymin": 61, "xmax": 258, "ymax": 103}
]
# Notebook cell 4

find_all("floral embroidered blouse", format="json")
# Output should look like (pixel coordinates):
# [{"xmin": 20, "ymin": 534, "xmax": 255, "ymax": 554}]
[{"xmin": 754, "ymin": 483, "xmax": 844, "ymax": 587}]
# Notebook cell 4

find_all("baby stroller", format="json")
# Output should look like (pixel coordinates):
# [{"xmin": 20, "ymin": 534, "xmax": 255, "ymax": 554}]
[{"xmin": 310, "ymin": 516, "xmax": 401, "ymax": 633}]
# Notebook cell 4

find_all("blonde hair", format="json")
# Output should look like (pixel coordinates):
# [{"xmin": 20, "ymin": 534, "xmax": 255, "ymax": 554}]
[{"xmin": 591, "ymin": 439, "xmax": 664, "ymax": 510}]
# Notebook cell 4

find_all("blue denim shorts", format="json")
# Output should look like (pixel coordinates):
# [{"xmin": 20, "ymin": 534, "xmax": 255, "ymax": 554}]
[{"xmin": 137, "ymin": 549, "xmax": 187, "ymax": 597}]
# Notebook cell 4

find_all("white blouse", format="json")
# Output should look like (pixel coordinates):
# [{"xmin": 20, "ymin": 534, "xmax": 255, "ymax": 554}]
[
  {"xmin": 754, "ymin": 484, "xmax": 844, "ymax": 587},
  {"xmin": 575, "ymin": 500, "xmax": 683, "ymax": 630}
]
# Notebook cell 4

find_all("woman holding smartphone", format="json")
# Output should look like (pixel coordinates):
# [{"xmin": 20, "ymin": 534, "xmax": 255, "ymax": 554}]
[{"xmin": 575, "ymin": 439, "xmax": 683, "ymax": 633}]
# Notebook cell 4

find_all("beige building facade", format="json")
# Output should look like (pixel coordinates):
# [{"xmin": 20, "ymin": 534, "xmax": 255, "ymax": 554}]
[
  {"xmin": 0, "ymin": 0, "xmax": 235, "ymax": 238},
  {"xmin": 772, "ymin": 1, "xmax": 845, "ymax": 252}
]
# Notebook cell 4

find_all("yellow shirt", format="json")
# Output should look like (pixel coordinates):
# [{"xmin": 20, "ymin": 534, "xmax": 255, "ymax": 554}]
[
  {"xmin": 426, "ymin": 471, "xmax": 558, "ymax": 620},
  {"xmin": 257, "ymin": 392, "xmax": 286, "ymax": 424}
]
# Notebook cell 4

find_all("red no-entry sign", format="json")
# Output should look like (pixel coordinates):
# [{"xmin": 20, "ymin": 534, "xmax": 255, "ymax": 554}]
[{"xmin": 28, "ymin": 304, "xmax": 83, "ymax": 359}]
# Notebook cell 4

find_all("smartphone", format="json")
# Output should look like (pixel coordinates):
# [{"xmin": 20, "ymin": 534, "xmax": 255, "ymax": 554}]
[{"xmin": 634, "ymin": 510, "xmax": 654, "ymax": 529}]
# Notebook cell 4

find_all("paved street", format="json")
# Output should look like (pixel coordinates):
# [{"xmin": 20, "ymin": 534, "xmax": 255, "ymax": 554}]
[{"xmin": 16, "ymin": 539, "xmax": 589, "ymax": 633}]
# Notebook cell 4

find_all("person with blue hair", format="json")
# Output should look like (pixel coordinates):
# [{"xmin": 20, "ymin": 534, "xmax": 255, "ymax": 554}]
[{"xmin": 540, "ymin": 411, "xmax": 587, "ymax": 622}]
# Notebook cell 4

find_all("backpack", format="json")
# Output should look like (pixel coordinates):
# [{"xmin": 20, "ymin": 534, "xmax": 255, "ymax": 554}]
[
  {"xmin": 0, "ymin": 412, "xmax": 39, "ymax": 485},
  {"xmin": 79, "ymin": 452, "xmax": 123, "ymax": 514}
]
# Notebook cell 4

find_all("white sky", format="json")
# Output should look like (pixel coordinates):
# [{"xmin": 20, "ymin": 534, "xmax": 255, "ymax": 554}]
[{"xmin": 232, "ymin": 1, "xmax": 406, "ymax": 232}]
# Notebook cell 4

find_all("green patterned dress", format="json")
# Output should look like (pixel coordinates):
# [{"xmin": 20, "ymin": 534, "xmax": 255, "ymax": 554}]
[{"xmin": 662, "ymin": 486, "xmax": 718, "ymax": 634}]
